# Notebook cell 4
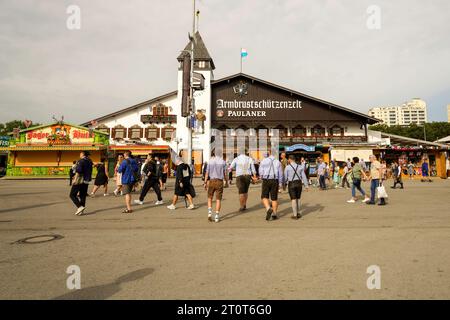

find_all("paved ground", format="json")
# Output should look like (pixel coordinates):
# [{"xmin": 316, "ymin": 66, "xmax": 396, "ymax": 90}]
[{"xmin": 0, "ymin": 177, "xmax": 449, "ymax": 300}]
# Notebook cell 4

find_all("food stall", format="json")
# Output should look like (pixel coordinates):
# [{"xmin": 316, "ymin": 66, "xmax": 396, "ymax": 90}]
[{"xmin": 3, "ymin": 122, "xmax": 109, "ymax": 177}]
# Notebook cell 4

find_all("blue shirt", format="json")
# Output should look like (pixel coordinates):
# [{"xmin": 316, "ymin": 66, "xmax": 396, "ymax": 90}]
[
  {"xmin": 118, "ymin": 158, "xmax": 139, "ymax": 185},
  {"xmin": 421, "ymin": 162, "xmax": 429, "ymax": 176},
  {"xmin": 258, "ymin": 156, "xmax": 284, "ymax": 183},
  {"xmin": 206, "ymin": 157, "xmax": 226, "ymax": 180},
  {"xmin": 284, "ymin": 162, "xmax": 309, "ymax": 186},
  {"xmin": 229, "ymin": 154, "xmax": 256, "ymax": 176}
]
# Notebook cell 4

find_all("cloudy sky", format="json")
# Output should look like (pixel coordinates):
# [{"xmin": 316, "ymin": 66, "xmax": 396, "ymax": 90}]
[{"xmin": 1, "ymin": 0, "xmax": 449, "ymax": 124}]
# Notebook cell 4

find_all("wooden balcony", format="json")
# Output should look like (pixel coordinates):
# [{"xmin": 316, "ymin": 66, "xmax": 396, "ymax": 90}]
[
  {"xmin": 141, "ymin": 115, "xmax": 177, "ymax": 124},
  {"xmin": 279, "ymin": 135, "xmax": 368, "ymax": 144}
]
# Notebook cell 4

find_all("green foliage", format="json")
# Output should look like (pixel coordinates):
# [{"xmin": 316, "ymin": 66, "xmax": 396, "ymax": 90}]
[
  {"xmin": 369, "ymin": 122, "xmax": 450, "ymax": 142},
  {"xmin": 0, "ymin": 120, "xmax": 42, "ymax": 136}
]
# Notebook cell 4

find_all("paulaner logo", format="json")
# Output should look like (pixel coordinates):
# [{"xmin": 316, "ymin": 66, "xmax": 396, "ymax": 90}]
[{"xmin": 216, "ymin": 99, "xmax": 302, "ymax": 109}]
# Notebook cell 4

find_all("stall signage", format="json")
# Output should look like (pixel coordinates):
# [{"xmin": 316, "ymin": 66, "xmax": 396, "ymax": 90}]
[
  {"xmin": 286, "ymin": 144, "xmax": 315, "ymax": 152},
  {"xmin": 26, "ymin": 124, "xmax": 94, "ymax": 145}
]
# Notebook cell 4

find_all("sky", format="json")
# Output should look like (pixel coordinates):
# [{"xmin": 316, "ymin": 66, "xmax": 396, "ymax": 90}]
[{"xmin": 1, "ymin": 0, "xmax": 449, "ymax": 125}]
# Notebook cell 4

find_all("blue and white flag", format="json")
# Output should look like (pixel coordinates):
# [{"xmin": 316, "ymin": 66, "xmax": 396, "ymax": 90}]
[{"xmin": 241, "ymin": 48, "xmax": 248, "ymax": 58}]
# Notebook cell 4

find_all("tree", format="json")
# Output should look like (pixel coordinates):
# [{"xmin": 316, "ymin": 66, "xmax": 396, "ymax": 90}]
[
  {"xmin": 369, "ymin": 122, "xmax": 450, "ymax": 142},
  {"xmin": 0, "ymin": 120, "xmax": 41, "ymax": 136}
]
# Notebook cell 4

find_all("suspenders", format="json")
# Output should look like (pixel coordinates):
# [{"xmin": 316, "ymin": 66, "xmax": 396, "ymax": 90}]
[
  {"xmin": 289, "ymin": 163, "xmax": 302, "ymax": 182},
  {"xmin": 265, "ymin": 158, "xmax": 277, "ymax": 180}
]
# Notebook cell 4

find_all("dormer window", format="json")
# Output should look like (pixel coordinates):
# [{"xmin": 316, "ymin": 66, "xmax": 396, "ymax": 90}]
[
  {"xmin": 153, "ymin": 103, "xmax": 169, "ymax": 116},
  {"xmin": 198, "ymin": 61, "xmax": 206, "ymax": 68}
]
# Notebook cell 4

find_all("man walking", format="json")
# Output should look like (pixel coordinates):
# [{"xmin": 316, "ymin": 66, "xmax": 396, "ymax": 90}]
[
  {"xmin": 367, "ymin": 154, "xmax": 384, "ymax": 205},
  {"xmin": 391, "ymin": 161, "xmax": 404, "ymax": 189},
  {"xmin": 134, "ymin": 154, "xmax": 164, "ymax": 206},
  {"xmin": 229, "ymin": 152, "xmax": 257, "ymax": 212},
  {"xmin": 317, "ymin": 157, "xmax": 327, "ymax": 190},
  {"xmin": 69, "ymin": 151, "xmax": 93, "ymax": 216},
  {"xmin": 118, "ymin": 151, "xmax": 139, "ymax": 213},
  {"xmin": 280, "ymin": 152, "xmax": 288, "ymax": 192},
  {"xmin": 204, "ymin": 152, "xmax": 227, "ymax": 223},
  {"xmin": 284, "ymin": 155, "xmax": 309, "ymax": 220},
  {"xmin": 259, "ymin": 151, "xmax": 284, "ymax": 221}
]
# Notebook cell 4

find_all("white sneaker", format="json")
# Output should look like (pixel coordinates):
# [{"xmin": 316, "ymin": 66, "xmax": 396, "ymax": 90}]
[
  {"xmin": 187, "ymin": 204, "xmax": 195, "ymax": 210},
  {"xmin": 103, "ymin": 193, "xmax": 108, "ymax": 197},
  {"xmin": 134, "ymin": 200, "xmax": 144, "ymax": 205},
  {"xmin": 75, "ymin": 206, "xmax": 85, "ymax": 215},
  {"xmin": 113, "ymin": 190, "xmax": 119, "ymax": 196},
  {"xmin": 347, "ymin": 199, "xmax": 356, "ymax": 203},
  {"xmin": 89, "ymin": 193, "xmax": 95, "ymax": 198},
  {"xmin": 214, "ymin": 214, "xmax": 220, "ymax": 223},
  {"xmin": 155, "ymin": 200, "xmax": 164, "ymax": 205},
  {"xmin": 362, "ymin": 198, "xmax": 370, "ymax": 203},
  {"xmin": 167, "ymin": 204, "xmax": 176, "ymax": 210}
]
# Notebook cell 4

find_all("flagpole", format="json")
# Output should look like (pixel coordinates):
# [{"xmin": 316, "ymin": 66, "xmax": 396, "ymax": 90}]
[{"xmin": 240, "ymin": 47, "xmax": 243, "ymax": 73}]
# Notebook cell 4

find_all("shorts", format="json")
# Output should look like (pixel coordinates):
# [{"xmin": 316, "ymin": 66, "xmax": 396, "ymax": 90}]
[
  {"xmin": 207, "ymin": 179, "xmax": 224, "ymax": 200},
  {"xmin": 261, "ymin": 179, "xmax": 279, "ymax": 201},
  {"xmin": 162, "ymin": 173, "xmax": 168, "ymax": 183},
  {"xmin": 288, "ymin": 180, "xmax": 303, "ymax": 200},
  {"xmin": 122, "ymin": 184, "xmax": 133, "ymax": 195},
  {"xmin": 236, "ymin": 175, "xmax": 251, "ymax": 194}
]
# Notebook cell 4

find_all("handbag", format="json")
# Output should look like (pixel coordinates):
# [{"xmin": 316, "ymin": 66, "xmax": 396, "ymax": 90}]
[
  {"xmin": 72, "ymin": 173, "xmax": 83, "ymax": 186},
  {"xmin": 377, "ymin": 184, "xmax": 388, "ymax": 199}
]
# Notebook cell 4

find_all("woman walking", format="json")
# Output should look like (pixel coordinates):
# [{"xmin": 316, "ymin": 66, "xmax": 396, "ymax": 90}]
[
  {"xmin": 90, "ymin": 158, "xmax": 109, "ymax": 197},
  {"xmin": 167, "ymin": 157, "xmax": 195, "ymax": 210},
  {"xmin": 113, "ymin": 154, "xmax": 124, "ymax": 196},
  {"xmin": 347, "ymin": 157, "xmax": 370, "ymax": 203}
]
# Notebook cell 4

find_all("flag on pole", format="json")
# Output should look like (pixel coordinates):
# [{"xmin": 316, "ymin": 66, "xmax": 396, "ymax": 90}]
[{"xmin": 241, "ymin": 48, "xmax": 248, "ymax": 58}]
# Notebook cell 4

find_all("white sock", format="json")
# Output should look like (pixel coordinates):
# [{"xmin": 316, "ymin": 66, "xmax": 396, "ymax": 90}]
[{"xmin": 291, "ymin": 200, "xmax": 298, "ymax": 216}]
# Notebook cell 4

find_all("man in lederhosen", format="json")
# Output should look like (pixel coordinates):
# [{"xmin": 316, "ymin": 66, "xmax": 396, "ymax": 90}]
[
  {"xmin": 258, "ymin": 151, "xmax": 284, "ymax": 221},
  {"xmin": 284, "ymin": 155, "xmax": 309, "ymax": 220}
]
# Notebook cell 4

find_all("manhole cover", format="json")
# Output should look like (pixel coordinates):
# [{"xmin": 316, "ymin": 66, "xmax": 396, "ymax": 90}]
[{"xmin": 14, "ymin": 234, "xmax": 64, "ymax": 244}]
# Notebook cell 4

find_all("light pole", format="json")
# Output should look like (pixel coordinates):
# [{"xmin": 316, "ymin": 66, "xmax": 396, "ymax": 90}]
[{"xmin": 186, "ymin": 0, "xmax": 196, "ymax": 169}]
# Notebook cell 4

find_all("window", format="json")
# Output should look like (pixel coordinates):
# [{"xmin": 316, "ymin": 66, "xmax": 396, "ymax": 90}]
[
  {"xmin": 95, "ymin": 124, "xmax": 110, "ymax": 135},
  {"xmin": 112, "ymin": 125, "xmax": 126, "ymax": 140},
  {"xmin": 311, "ymin": 125, "xmax": 325, "ymax": 136},
  {"xmin": 292, "ymin": 125, "xmax": 306, "ymax": 136},
  {"xmin": 198, "ymin": 61, "xmax": 206, "ymax": 68},
  {"xmin": 274, "ymin": 125, "xmax": 288, "ymax": 137},
  {"xmin": 329, "ymin": 125, "xmax": 343, "ymax": 136},
  {"xmin": 145, "ymin": 126, "xmax": 159, "ymax": 140},
  {"xmin": 161, "ymin": 126, "xmax": 175, "ymax": 141},
  {"xmin": 152, "ymin": 103, "xmax": 169, "ymax": 116},
  {"xmin": 128, "ymin": 125, "xmax": 143, "ymax": 139}
]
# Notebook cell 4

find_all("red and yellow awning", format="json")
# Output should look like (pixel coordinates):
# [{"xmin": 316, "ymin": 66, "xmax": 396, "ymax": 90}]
[{"xmin": 4, "ymin": 145, "xmax": 107, "ymax": 151}]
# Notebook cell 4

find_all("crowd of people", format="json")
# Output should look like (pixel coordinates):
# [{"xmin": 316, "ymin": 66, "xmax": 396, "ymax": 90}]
[{"xmin": 68, "ymin": 150, "xmax": 435, "ymax": 219}]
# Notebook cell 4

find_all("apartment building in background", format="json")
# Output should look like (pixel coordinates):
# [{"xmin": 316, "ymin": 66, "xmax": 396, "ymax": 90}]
[{"xmin": 368, "ymin": 98, "xmax": 428, "ymax": 126}]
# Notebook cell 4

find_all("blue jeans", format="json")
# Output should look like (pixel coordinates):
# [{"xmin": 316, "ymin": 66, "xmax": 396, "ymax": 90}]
[
  {"xmin": 370, "ymin": 179, "xmax": 380, "ymax": 203},
  {"xmin": 319, "ymin": 175, "xmax": 326, "ymax": 189},
  {"xmin": 351, "ymin": 178, "xmax": 365, "ymax": 198}
]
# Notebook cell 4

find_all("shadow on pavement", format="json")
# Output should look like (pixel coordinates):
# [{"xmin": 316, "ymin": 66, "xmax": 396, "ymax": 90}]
[
  {"xmin": 53, "ymin": 268, "xmax": 154, "ymax": 300},
  {"xmin": 278, "ymin": 203, "xmax": 325, "ymax": 219},
  {"xmin": 0, "ymin": 201, "xmax": 66, "ymax": 214}
]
